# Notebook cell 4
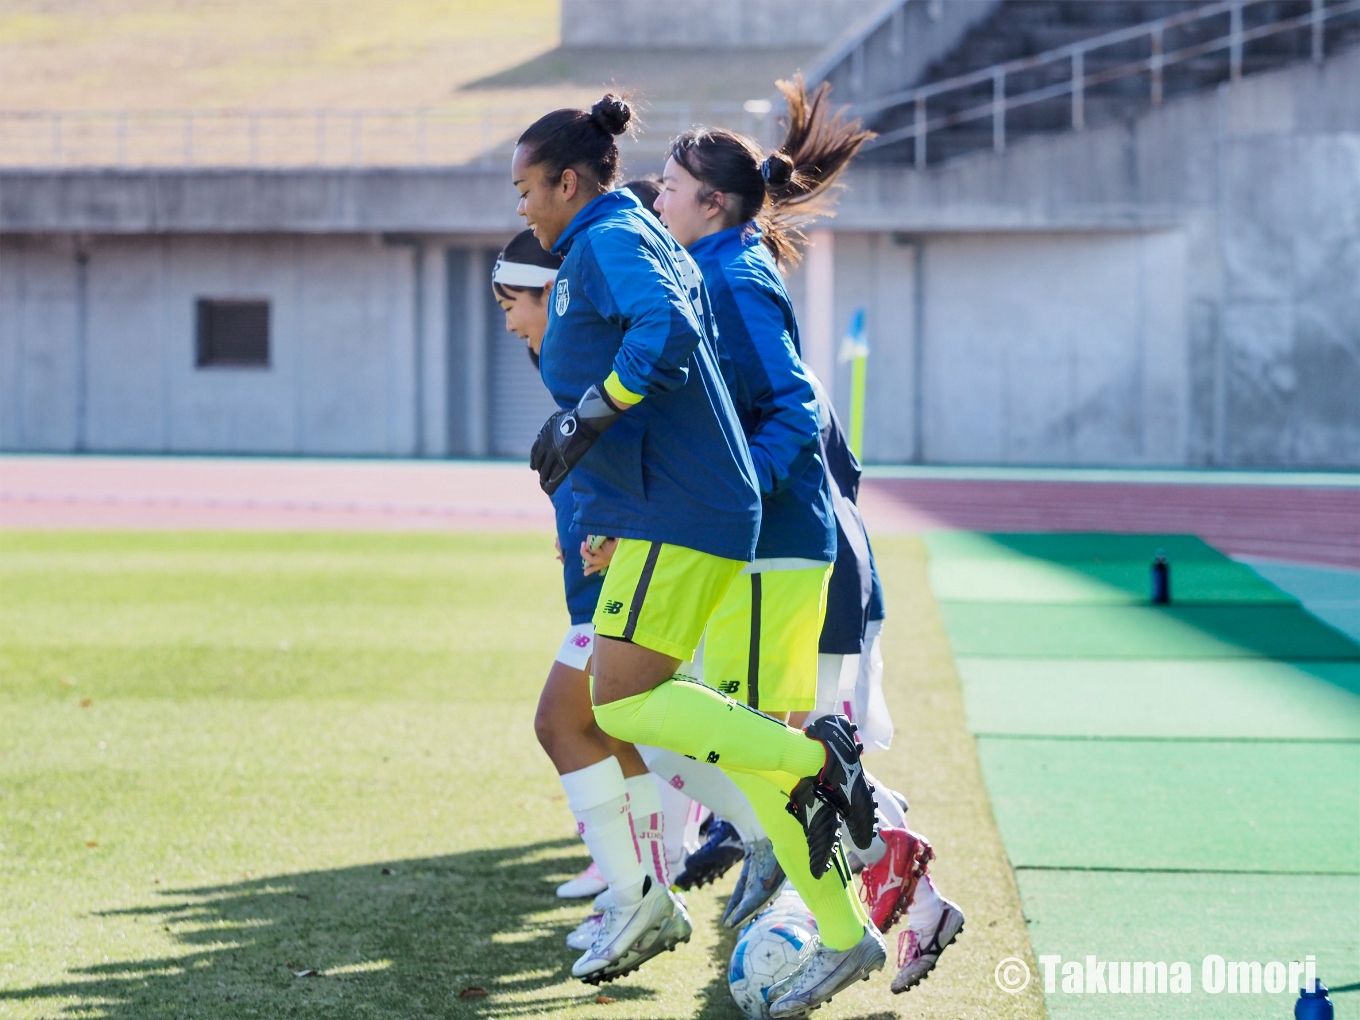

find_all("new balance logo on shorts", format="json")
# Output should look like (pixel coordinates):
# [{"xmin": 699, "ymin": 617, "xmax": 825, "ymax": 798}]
[
  {"xmin": 717, "ymin": 680, "xmax": 740, "ymax": 694},
  {"xmin": 706, "ymin": 751, "xmax": 720, "ymax": 764},
  {"xmin": 602, "ymin": 600, "xmax": 624, "ymax": 615}
]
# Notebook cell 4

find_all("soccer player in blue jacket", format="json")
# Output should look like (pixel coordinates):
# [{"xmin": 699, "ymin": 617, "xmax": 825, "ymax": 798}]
[
  {"xmin": 512, "ymin": 94, "xmax": 879, "ymax": 1003},
  {"xmin": 495, "ymin": 217, "xmax": 768, "ymax": 957},
  {"xmin": 651, "ymin": 78, "xmax": 894, "ymax": 1012}
]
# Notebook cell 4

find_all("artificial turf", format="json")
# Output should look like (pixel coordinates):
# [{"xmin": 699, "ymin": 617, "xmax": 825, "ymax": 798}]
[
  {"xmin": 957, "ymin": 659, "xmax": 1360, "ymax": 739},
  {"xmin": 0, "ymin": 531, "xmax": 1044, "ymax": 1020},
  {"xmin": 937, "ymin": 602, "xmax": 1360, "ymax": 659},
  {"xmin": 977, "ymin": 737, "xmax": 1360, "ymax": 873},
  {"xmin": 929, "ymin": 531, "xmax": 1360, "ymax": 1020},
  {"xmin": 927, "ymin": 558, "xmax": 1296, "ymax": 605},
  {"xmin": 1016, "ymin": 870, "xmax": 1360, "ymax": 1020}
]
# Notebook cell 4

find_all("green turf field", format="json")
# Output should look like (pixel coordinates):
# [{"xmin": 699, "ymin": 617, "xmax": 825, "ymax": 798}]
[
  {"xmin": 0, "ymin": 532, "xmax": 1044, "ymax": 1020},
  {"xmin": 927, "ymin": 532, "xmax": 1360, "ymax": 1020}
]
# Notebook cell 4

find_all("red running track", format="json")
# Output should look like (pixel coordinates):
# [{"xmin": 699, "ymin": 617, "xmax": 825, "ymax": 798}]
[
  {"xmin": 857, "ymin": 477, "xmax": 1360, "ymax": 570},
  {"xmin": 0, "ymin": 456, "xmax": 553, "ymax": 532},
  {"xmin": 2, "ymin": 457, "xmax": 1356, "ymax": 569}
]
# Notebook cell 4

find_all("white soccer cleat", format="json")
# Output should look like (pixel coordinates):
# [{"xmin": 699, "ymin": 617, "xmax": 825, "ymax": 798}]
[
  {"xmin": 890, "ymin": 900, "xmax": 965, "ymax": 993},
  {"xmin": 557, "ymin": 861, "xmax": 608, "ymax": 899},
  {"xmin": 767, "ymin": 925, "xmax": 886, "ymax": 1017},
  {"xmin": 566, "ymin": 912, "xmax": 604, "ymax": 951},
  {"xmin": 570, "ymin": 878, "xmax": 693, "ymax": 984}
]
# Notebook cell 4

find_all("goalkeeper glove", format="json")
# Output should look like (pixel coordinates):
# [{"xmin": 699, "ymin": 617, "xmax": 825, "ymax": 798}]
[{"xmin": 530, "ymin": 382, "xmax": 626, "ymax": 495}]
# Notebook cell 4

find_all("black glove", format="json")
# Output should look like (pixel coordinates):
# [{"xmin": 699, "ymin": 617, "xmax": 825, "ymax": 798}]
[{"xmin": 530, "ymin": 382, "xmax": 626, "ymax": 495}]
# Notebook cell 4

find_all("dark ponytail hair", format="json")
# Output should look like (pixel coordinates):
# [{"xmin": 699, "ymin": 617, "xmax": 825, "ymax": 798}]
[
  {"xmin": 518, "ymin": 93, "xmax": 635, "ymax": 190},
  {"xmin": 621, "ymin": 177, "xmax": 663, "ymax": 219},
  {"xmin": 666, "ymin": 76, "xmax": 874, "ymax": 265}
]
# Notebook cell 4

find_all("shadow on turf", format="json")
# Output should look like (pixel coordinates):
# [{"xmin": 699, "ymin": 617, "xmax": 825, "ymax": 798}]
[
  {"xmin": 0, "ymin": 838, "xmax": 768, "ymax": 1020},
  {"xmin": 947, "ymin": 532, "xmax": 1360, "ymax": 672}
]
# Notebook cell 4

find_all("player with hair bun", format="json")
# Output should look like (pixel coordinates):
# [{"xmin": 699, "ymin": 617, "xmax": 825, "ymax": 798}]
[
  {"xmin": 491, "ymin": 228, "xmax": 682, "ymax": 955},
  {"xmin": 513, "ymin": 92, "xmax": 881, "ymax": 996},
  {"xmin": 496, "ymin": 189, "xmax": 761, "ymax": 953}
]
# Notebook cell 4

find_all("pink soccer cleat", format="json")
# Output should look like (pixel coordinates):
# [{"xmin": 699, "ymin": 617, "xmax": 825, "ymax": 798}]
[{"xmin": 858, "ymin": 828, "xmax": 933, "ymax": 933}]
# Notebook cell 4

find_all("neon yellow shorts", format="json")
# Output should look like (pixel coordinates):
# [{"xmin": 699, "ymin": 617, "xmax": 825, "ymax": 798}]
[
  {"xmin": 593, "ymin": 539, "xmax": 746, "ymax": 661},
  {"xmin": 703, "ymin": 564, "xmax": 832, "ymax": 713}
]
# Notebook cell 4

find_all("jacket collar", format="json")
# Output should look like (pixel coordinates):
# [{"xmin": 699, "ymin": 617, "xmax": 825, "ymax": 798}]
[
  {"xmin": 687, "ymin": 220, "xmax": 761, "ymax": 261},
  {"xmin": 552, "ymin": 189, "xmax": 644, "ymax": 257}
]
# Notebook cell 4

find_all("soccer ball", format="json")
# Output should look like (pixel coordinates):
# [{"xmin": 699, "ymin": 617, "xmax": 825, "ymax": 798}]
[{"xmin": 728, "ymin": 892, "xmax": 816, "ymax": 1019}]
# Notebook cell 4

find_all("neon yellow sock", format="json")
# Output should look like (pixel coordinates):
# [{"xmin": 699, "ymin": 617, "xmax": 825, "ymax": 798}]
[
  {"xmin": 725, "ymin": 769, "xmax": 868, "ymax": 951},
  {"xmin": 593, "ymin": 676, "xmax": 826, "ymax": 777}
]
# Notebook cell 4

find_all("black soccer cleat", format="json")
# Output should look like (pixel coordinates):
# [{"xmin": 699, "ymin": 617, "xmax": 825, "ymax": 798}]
[
  {"xmin": 803, "ymin": 716, "xmax": 878, "ymax": 852},
  {"xmin": 787, "ymin": 777, "xmax": 843, "ymax": 876},
  {"xmin": 674, "ymin": 819, "xmax": 744, "ymax": 890}
]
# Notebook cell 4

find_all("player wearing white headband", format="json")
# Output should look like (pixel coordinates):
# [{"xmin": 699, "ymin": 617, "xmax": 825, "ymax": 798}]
[{"xmin": 494, "ymin": 229, "xmax": 682, "ymax": 951}]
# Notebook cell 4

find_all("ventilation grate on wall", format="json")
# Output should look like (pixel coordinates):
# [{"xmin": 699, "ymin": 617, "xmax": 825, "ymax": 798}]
[{"xmin": 196, "ymin": 298, "xmax": 270, "ymax": 368}]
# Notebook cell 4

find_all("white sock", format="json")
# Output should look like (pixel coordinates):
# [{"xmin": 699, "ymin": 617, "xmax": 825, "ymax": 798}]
[
  {"xmin": 636, "ymin": 745, "xmax": 766, "ymax": 843},
  {"xmin": 868, "ymin": 773, "xmax": 909, "ymax": 830},
  {"xmin": 854, "ymin": 829, "xmax": 890, "ymax": 867},
  {"xmin": 906, "ymin": 873, "xmax": 945, "ymax": 931},
  {"xmin": 625, "ymin": 773, "xmax": 670, "ymax": 888},
  {"xmin": 560, "ymin": 757, "xmax": 646, "ymax": 907},
  {"xmin": 651, "ymin": 771, "xmax": 694, "ymax": 876},
  {"xmin": 683, "ymin": 801, "xmax": 707, "ymax": 859}
]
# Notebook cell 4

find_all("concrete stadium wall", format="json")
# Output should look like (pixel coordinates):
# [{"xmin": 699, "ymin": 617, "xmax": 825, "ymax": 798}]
[
  {"xmin": 784, "ymin": 228, "xmax": 1189, "ymax": 466},
  {"xmin": 3, "ymin": 46, "xmax": 1356, "ymax": 467},
  {"xmin": 0, "ymin": 234, "xmax": 420, "ymax": 456},
  {"xmin": 809, "ymin": 44, "xmax": 1360, "ymax": 468},
  {"xmin": 560, "ymin": 0, "xmax": 883, "ymax": 48}
]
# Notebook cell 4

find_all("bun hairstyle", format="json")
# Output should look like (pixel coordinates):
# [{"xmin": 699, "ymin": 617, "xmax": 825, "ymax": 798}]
[
  {"xmin": 492, "ymin": 229, "xmax": 564, "ymax": 303},
  {"xmin": 591, "ymin": 94, "xmax": 632, "ymax": 136},
  {"xmin": 667, "ymin": 76, "xmax": 874, "ymax": 265},
  {"xmin": 518, "ymin": 92, "xmax": 635, "ymax": 190}
]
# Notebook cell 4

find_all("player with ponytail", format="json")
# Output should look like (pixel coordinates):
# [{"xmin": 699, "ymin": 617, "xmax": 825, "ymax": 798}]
[
  {"xmin": 657, "ymin": 78, "xmax": 964, "ymax": 1002},
  {"xmin": 511, "ymin": 92, "xmax": 880, "ymax": 993},
  {"xmin": 650, "ymin": 76, "xmax": 891, "ymax": 1013}
]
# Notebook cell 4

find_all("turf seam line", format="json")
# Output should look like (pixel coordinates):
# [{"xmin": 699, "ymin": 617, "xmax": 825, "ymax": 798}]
[
  {"xmin": 1013, "ymin": 865, "xmax": 1360, "ymax": 877},
  {"xmin": 973, "ymin": 733, "xmax": 1360, "ymax": 745}
]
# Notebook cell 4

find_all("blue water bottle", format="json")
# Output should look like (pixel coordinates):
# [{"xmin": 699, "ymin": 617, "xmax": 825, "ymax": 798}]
[{"xmin": 1295, "ymin": 980, "xmax": 1333, "ymax": 1020}]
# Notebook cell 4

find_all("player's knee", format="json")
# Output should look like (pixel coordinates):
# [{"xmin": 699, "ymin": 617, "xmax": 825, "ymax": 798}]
[
  {"xmin": 592, "ymin": 698, "xmax": 634, "ymax": 743},
  {"xmin": 532, "ymin": 701, "xmax": 556, "ymax": 756}
]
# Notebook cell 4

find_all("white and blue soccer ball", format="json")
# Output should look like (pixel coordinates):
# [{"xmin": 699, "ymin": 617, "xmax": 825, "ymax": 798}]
[{"xmin": 728, "ymin": 889, "xmax": 817, "ymax": 1020}]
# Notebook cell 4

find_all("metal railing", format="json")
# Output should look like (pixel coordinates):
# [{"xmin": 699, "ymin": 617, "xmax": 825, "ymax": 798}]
[
  {"xmin": 860, "ymin": 0, "xmax": 1360, "ymax": 166},
  {"xmin": 0, "ymin": 101, "xmax": 775, "ymax": 170}
]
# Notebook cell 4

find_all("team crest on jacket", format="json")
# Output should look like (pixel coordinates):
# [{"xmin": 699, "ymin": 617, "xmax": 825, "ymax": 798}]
[{"xmin": 555, "ymin": 278, "xmax": 570, "ymax": 316}]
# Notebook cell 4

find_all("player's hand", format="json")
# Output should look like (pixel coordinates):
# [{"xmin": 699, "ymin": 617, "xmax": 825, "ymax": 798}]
[
  {"xmin": 580, "ymin": 536, "xmax": 617, "ymax": 576},
  {"xmin": 529, "ymin": 383, "xmax": 625, "ymax": 495},
  {"xmin": 554, "ymin": 535, "xmax": 564, "ymax": 564}
]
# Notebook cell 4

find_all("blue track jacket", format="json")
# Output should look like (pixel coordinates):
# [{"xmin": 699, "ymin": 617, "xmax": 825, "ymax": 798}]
[
  {"xmin": 541, "ymin": 190, "xmax": 761, "ymax": 562},
  {"xmin": 551, "ymin": 479, "xmax": 604, "ymax": 626},
  {"xmin": 688, "ymin": 223, "xmax": 836, "ymax": 563}
]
